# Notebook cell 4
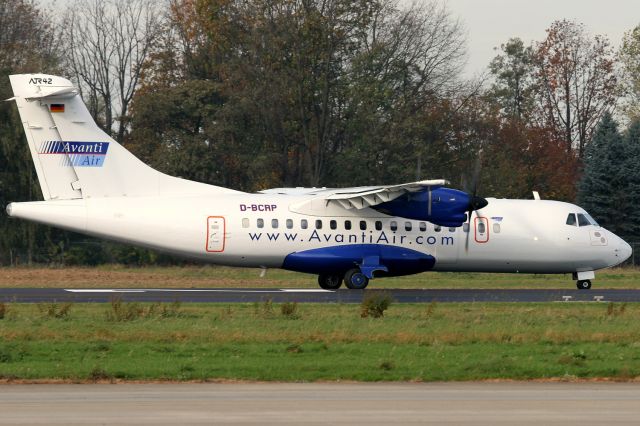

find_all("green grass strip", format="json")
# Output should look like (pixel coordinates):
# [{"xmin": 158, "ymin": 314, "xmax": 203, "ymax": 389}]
[{"xmin": 0, "ymin": 302, "xmax": 639, "ymax": 381}]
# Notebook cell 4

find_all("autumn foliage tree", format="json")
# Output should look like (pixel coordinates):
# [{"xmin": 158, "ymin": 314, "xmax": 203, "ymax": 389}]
[
  {"xmin": 533, "ymin": 20, "xmax": 618, "ymax": 157},
  {"xmin": 129, "ymin": 0, "xmax": 469, "ymax": 190},
  {"xmin": 619, "ymin": 25, "xmax": 640, "ymax": 122}
]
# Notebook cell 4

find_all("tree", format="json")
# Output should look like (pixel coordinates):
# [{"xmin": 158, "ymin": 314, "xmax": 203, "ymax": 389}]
[
  {"xmin": 619, "ymin": 119, "xmax": 640, "ymax": 241},
  {"xmin": 534, "ymin": 20, "xmax": 618, "ymax": 157},
  {"xmin": 131, "ymin": 0, "xmax": 469, "ymax": 190},
  {"xmin": 0, "ymin": 0, "xmax": 62, "ymax": 264},
  {"xmin": 577, "ymin": 113, "xmax": 628, "ymax": 234},
  {"xmin": 619, "ymin": 25, "xmax": 640, "ymax": 122},
  {"xmin": 488, "ymin": 38, "xmax": 535, "ymax": 120},
  {"xmin": 62, "ymin": 0, "xmax": 163, "ymax": 143}
]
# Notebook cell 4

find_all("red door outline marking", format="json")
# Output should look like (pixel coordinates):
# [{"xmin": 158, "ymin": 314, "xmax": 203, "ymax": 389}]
[
  {"xmin": 474, "ymin": 217, "xmax": 489, "ymax": 243},
  {"xmin": 206, "ymin": 216, "xmax": 226, "ymax": 252}
]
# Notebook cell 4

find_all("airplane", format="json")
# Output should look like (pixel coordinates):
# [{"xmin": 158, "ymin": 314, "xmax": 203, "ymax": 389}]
[{"xmin": 3, "ymin": 74, "xmax": 633, "ymax": 290}]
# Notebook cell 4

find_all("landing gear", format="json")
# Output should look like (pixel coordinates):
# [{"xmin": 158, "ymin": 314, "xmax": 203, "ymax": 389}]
[
  {"xmin": 576, "ymin": 280, "xmax": 592, "ymax": 290},
  {"xmin": 318, "ymin": 273, "xmax": 343, "ymax": 290},
  {"xmin": 344, "ymin": 268, "xmax": 369, "ymax": 290}
]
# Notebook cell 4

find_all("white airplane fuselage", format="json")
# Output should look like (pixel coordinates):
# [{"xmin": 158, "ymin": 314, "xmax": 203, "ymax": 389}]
[{"xmin": 8, "ymin": 193, "xmax": 631, "ymax": 276}]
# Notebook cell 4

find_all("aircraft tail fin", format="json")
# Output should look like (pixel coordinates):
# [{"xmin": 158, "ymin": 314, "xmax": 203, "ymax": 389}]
[{"xmin": 8, "ymin": 74, "xmax": 237, "ymax": 200}]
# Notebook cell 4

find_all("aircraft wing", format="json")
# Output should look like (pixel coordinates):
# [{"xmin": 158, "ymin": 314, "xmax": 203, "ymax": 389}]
[{"xmin": 323, "ymin": 179, "xmax": 448, "ymax": 210}]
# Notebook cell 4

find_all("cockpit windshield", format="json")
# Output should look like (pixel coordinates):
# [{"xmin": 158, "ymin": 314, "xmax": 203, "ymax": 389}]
[
  {"xmin": 583, "ymin": 212, "xmax": 599, "ymax": 226},
  {"xmin": 566, "ymin": 212, "xmax": 599, "ymax": 227}
]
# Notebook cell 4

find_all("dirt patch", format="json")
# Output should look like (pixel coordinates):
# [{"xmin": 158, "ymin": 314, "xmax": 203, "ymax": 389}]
[{"xmin": 0, "ymin": 267, "xmax": 312, "ymax": 288}]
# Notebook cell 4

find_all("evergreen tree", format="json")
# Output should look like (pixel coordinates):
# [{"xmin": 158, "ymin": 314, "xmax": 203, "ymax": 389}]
[
  {"xmin": 577, "ymin": 113, "xmax": 628, "ymax": 236},
  {"xmin": 620, "ymin": 119, "xmax": 640, "ymax": 241}
]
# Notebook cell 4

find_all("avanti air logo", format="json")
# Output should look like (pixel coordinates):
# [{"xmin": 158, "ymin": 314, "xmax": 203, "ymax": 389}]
[{"xmin": 39, "ymin": 141, "xmax": 109, "ymax": 167}]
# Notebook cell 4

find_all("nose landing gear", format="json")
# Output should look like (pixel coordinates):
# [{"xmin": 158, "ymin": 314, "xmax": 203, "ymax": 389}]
[
  {"xmin": 573, "ymin": 271, "xmax": 595, "ymax": 290},
  {"xmin": 576, "ymin": 280, "xmax": 592, "ymax": 290}
]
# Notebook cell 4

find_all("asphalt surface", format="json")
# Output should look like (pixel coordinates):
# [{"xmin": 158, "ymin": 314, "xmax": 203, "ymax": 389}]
[
  {"xmin": 0, "ymin": 287, "xmax": 640, "ymax": 303},
  {"xmin": 1, "ymin": 382, "xmax": 639, "ymax": 425}
]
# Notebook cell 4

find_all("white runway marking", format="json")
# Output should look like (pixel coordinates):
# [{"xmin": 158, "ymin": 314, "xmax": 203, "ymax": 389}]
[
  {"xmin": 64, "ymin": 289, "xmax": 146, "ymax": 293},
  {"xmin": 64, "ymin": 289, "xmax": 334, "ymax": 293}
]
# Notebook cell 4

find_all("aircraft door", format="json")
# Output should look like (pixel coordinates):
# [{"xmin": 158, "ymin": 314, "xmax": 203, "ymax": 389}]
[
  {"xmin": 206, "ymin": 216, "xmax": 226, "ymax": 252},
  {"xmin": 475, "ymin": 217, "xmax": 489, "ymax": 243}
]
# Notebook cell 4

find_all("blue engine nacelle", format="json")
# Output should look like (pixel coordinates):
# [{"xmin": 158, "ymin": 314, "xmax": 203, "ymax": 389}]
[{"xmin": 373, "ymin": 187, "xmax": 486, "ymax": 227}]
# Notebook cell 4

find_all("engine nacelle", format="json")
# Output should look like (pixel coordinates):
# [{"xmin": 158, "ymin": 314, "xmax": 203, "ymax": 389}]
[{"xmin": 373, "ymin": 187, "xmax": 480, "ymax": 227}]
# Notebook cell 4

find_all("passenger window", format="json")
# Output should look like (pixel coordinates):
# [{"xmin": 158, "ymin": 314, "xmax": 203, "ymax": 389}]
[
  {"xmin": 242, "ymin": 218, "xmax": 250, "ymax": 228},
  {"xmin": 330, "ymin": 220, "xmax": 337, "ymax": 230},
  {"xmin": 301, "ymin": 219, "xmax": 308, "ymax": 229},
  {"xmin": 566, "ymin": 213, "xmax": 577, "ymax": 226},
  {"xmin": 577, "ymin": 213, "xmax": 590, "ymax": 227},
  {"xmin": 390, "ymin": 221, "xmax": 397, "ymax": 231},
  {"xmin": 462, "ymin": 223, "xmax": 469, "ymax": 233},
  {"xmin": 271, "ymin": 219, "xmax": 279, "ymax": 229},
  {"xmin": 257, "ymin": 218, "xmax": 264, "ymax": 228},
  {"xmin": 405, "ymin": 222, "xmax": 412, "ymax": 231},
  {"xmin": 493, "ymin": 223, "xmax": 501, "ymax": 233},
  {"xmin": 360, "ymin": 221, "xmax": 367, "ymax": 230},
  {"xmin": 375, "ymin": 221, "xmax": 382, "ymax": 231},
  {"xmin": 419, "ymin": 222, "xmax": 427, "ymax": 232},
  {"xmin": 449, "ymin": 227, "xmax": 455, "ymax": 232},
  {"xmin": 315, "ymin": 220, "xmax": 323, "ymax": 229},
  {"xmin": 344, "ymin": 220, "xmax": 352, "ymax": 230},
  {"xmin": 286, "ymin": 219, "xmax": 293, "ymax": 229},
  {"xmin": 478, "ymin": 222, "xmax": 486, "ymax": 233},
  {"xmin": 434, "ymin": 225, "xmax": 441, "ymax": 232}
]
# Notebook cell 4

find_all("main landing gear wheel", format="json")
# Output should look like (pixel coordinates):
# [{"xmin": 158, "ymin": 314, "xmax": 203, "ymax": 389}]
[
  {"xmin": 318, "ymin": 273, "xmax": 343, "ymax": 290},
  {"xmin": 576, "ymin": 280, "xmax": 592, "ymax": 290},
  {"xmin": 344, "ymin": 268, "xmax": 369, "ymax": 290}
]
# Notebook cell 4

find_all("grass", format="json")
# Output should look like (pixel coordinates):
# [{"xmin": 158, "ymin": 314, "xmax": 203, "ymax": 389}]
[
  {"xmin": 0, "ymin": 265, "xmax": 639, "ymax": 289},
  {"xmin": 1, "ymin": 302, "xmax": 640, "ymax": 381}
]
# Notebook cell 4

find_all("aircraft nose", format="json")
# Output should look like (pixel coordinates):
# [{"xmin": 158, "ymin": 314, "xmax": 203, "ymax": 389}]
[{"xmin": 619, "ymin": 240, "xmax": 633, "ymax": 263}]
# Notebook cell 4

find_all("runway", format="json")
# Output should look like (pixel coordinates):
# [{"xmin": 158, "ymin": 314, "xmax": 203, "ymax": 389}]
[
  {"xmin": 0, "ymin": 382, "xmax": 639, "ymax": 425},
  {"xmin": 1, "ymin": 288, "xmax": 640, "ymax": 303}
]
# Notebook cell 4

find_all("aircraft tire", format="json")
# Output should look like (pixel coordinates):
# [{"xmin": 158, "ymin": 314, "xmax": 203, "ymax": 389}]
[
  {"xmin": 576, "ymin": 280, "xmax": 592, "ymax": 290},
  {"xmin": 344, "ymin": 268, "xmax": 369, "ymax": 290},
  {"xmin": 318, "ymin": 273, "xmax": 343, "ymax": 290}
]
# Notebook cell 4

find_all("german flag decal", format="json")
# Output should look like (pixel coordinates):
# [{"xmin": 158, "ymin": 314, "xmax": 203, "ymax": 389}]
[{"xmin": 50, "ymin": 104, "xmax": 65, "ymax": 113}]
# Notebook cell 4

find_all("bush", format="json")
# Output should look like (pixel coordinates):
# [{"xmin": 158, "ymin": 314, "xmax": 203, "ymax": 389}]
[
  {"xmin": 379, "ymin": 360, "xmax": 394, "ymax": 371},
  {"xmin": 253, "ymin": 298, "xmax": 274, "ymax": 318},
  {"xmin": 280, "ymin": 302, "xmax": 299, "ymax": 319},
  {"xmin": 0, "ymin": 302, "xmax": 5, "ymax": 320},
  {"xmin": 361, "ymin": 292, "xmax": 393, "ymax": 318},
  {"xmin": 148, "ymin": 301, "xmax": 183, "ymax": 318},
  {"xmin": 606, "ymin": 302, "xmax": 627, "ymax": 317},
  {"xmin": 37, "ymin": 302, "xmax": 72, "ymax": 319},
  {"xmin": 88, "ymin": 366, "xmax": 112, "ymax": 382},
  {"xmin": 106, "ymin": 297, "xmax": 183, "ymax": 321},
  {"xmin": 106, "ymin": 297, "xmax": 143, "ymax": 322}
]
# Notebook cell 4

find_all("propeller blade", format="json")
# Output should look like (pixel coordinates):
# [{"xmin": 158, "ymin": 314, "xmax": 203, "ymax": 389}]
[
  {"xmin": 465, "ymin": 151, "xmax": 485, "ymax": 253},
  {"xmin": 470, "ymin": 153, "xmax": 482, "ymax": 197},
  {"xmin": 465, "ymin": 212, "xmax": 471, "ymax": 252}
]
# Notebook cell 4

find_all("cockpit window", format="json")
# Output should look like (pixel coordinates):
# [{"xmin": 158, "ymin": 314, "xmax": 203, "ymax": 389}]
[
  {"xmin": 584, "ymin": 213, "xmax": 599, "ymax": 226},
  {"xmin": 566, "ymin": 213, "xmax": 577, "ymax": 226},
  {"xmin": 577, "ymin": 213, "xmax": 591, "ymax": 227}
]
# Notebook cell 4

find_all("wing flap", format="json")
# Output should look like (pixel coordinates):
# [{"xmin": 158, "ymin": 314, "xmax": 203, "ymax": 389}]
[{"xmin": 325, "ymin": 179, "xmax": 448, "ymax": 210}]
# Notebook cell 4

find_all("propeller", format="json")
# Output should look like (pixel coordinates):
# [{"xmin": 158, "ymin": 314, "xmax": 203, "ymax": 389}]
[{"xmin": 464, "ymin": 154, "xmax": 488, "ymax": 252}]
